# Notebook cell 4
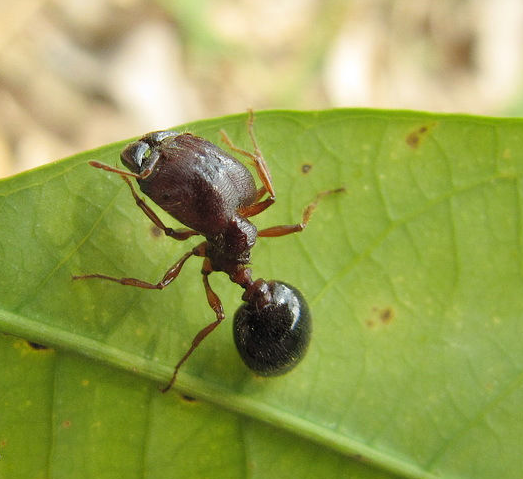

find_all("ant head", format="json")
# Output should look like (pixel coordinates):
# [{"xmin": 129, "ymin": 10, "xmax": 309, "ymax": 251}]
[
  {"xmin": 233, "ymin": 281, "xmax": 311, "ymax": 376},
  {"xmin": 120, "ymin": 131, "xmax": 179, "ymax": 177}
]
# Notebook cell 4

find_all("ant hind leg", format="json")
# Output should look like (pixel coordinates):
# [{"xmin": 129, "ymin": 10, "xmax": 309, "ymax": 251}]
[
  {"xmin": 220, "ymin": 109, "xmax": 275, "ymax": 198},
  {"xmin": 161, "ymin": 258, "xmax": 225, "ymax": 393}
]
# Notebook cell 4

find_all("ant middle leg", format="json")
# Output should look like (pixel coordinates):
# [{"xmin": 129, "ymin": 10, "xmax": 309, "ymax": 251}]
[
  {"xmin": 161, "ymin": 258, "xmax": 225, "ymax": 392},
  {"xmin": 72, "ymin": 242, "xmax": 207, "ymax": 289},
  {"xmin": 258, "ymin": 188, "xmax": 345, "ymax": 238},
  {"xmin": 220, "ymin": 109, "xmax": 275, "ymax": 198}
]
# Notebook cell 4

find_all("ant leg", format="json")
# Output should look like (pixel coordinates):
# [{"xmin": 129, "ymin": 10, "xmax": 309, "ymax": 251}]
[
  {"xmin": 239, "ymin": 196, "xmax": 275, "ymax": 218},
  {"xmin": 258, "ymin": 188, "xmax": 345, "ymax": 238},
  {"xmin": 89, "ymin": 160, "xmax": 141, "ymax": 179},
  {"xmin": 161, "ymin": 258, "xmax": 225, "ymax": 393},
  {"xmin": 88, "ymin": 161, "xmax": 198, "ymax": 240},
  {"xmin": 255, "ymin": 185, "xmax": 268, "ymax": 202},
  {"xmin": 220, "ymin": 110, "xmax": 275, "ymax": 198},
  {"xmin": 72, "ymin": 242, "xmax": 207, "ymax": 289},
  {"xmin": 237, "ymin": 185, "xmax": 276, "ymax": 218},
  {"xmin": 120, "ymin": 176, "xmax": 199, "ymax": 241}
]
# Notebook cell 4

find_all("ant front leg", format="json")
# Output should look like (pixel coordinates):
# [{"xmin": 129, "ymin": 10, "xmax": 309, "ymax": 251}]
[
  {"xmin": 88, "ymin": 161, "xmax": 200, "ymax": 241},
  {"xmin": 120, "ymin": 175, "xmax": 200, "ymax": 241},
  {"xmin": 258, "ymin": 188, "xmax": 345, "ymax": 238},
  {"xmin": 161, "ymin": 256, "xmax": 226, "ymax": 393},
  {"xmin": 220, "ymin": 109, "xmax": 275, "ymax": 198},
  {"xmin": 73, "ymin": 242, "xmax": 205, "ymax": 289}
]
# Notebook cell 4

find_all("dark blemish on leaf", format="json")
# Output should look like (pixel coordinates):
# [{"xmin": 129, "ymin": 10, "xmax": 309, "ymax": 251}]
[
  {"xmin": 380, "ymin": 307, "xmax": 394, "ymax": 324},
  {"xmin": 62, "ymin": 420, "xmax": 72, "ymax": 428},
  {"xmin": 0, "ymin": 439, "xmax": 6, "ymax": 447},
  {"xmin": 181, "ymin": 394, "xmax": 198, "ymax": 402},
  {"xmin": 150, "ymin": 225, "xmax": 163, "ymax": 238},
  {"xmin": 301, "ymin": 163, "xmax": 312, "ymax": 174},
  {"xmin": 406, "ymin": 125, "xmax": 431, "ymax": 149},
  {"xmin": 27, "ymin": 341, "xmax": 49, "ymax": 350},
  {"xmin": 366, "ymin": 306, "xmax": 394, "ymax": 327}
]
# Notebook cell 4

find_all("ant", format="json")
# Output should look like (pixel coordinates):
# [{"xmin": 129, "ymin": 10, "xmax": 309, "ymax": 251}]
[{"xmin": 73, "ymin": 111, "xmax": 343, "ymax": 392}]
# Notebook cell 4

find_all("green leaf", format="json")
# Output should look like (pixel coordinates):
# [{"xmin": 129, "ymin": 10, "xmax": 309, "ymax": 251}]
[{"xmin": 1, "ymin": 109, "xmax": 523, "ymax": 478}]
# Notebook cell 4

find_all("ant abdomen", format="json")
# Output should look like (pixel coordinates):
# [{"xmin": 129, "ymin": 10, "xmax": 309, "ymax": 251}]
[{"xmin": 233, "ymin": 281, "xmax": 311, "ymax": 376}]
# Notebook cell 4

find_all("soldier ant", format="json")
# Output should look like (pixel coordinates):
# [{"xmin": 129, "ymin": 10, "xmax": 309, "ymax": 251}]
[{"xmin": 74, "ymin": 111, "xmax": 343, "ymax": 392}]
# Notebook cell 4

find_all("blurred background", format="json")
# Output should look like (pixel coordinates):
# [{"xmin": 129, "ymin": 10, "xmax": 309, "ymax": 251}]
[{"xmin": 1, "ymin": 0, "xmax": 523, "ymax": 177}]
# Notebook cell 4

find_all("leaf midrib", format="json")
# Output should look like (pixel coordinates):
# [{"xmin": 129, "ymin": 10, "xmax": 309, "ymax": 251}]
[{"xmin": 0, "ymin": 307, "xmax": 436, "ymax": 479}]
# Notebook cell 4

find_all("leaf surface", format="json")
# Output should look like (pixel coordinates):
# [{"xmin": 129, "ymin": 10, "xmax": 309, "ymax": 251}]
[{"xmin": 1, "ymin": 109, "xmax": 523, "ymax": 478}]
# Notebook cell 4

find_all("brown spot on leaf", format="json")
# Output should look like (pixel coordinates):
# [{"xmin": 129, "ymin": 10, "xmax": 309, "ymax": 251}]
[
  {"xmin": 181, "ymin": 394, "xmax": 198, "ymax": 402},
  {"xmin": 366, "ymin": 306, "xmax": 395, "ymax": 327},
  {"xmin": 62, "ymin": 420, "xmax": 72, "ymax": 429},
  {"xmin": 301, "ymin": 163, "xmax": 312, "ymax": 174},
  {"xmin": 150, "ymin": 225, "xmax": 163, "ymax": 238},
  {"xmin": 380, "ymin": 307, "xmax": 394, "ymax": 324},
  {"xmin": 352, "ymin": 453, "xmax": 366, "ymax": 462},
  {"xmin": 406, "ymin": 124, "xmax": 432, "ymax": 149},
  {"xmin": 27, "ymin": 341, "xmax": 49, "ymax": 350}
]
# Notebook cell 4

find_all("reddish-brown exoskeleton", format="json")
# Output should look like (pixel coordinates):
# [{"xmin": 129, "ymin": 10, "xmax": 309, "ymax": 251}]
[{"xmin": 74, "ymin": 111, "xmax": 343, "ymax": 391}]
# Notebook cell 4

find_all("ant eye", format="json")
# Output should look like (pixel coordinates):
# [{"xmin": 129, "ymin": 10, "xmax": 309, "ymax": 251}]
[{"xmin": 233, "ymin": 281, "xmax": 311, "ymax": 376}]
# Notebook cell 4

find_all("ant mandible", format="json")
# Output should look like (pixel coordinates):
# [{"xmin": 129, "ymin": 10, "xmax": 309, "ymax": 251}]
[{"xmin": 73, "ymin": 111, "xmax": 343, "ymax": 392}]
